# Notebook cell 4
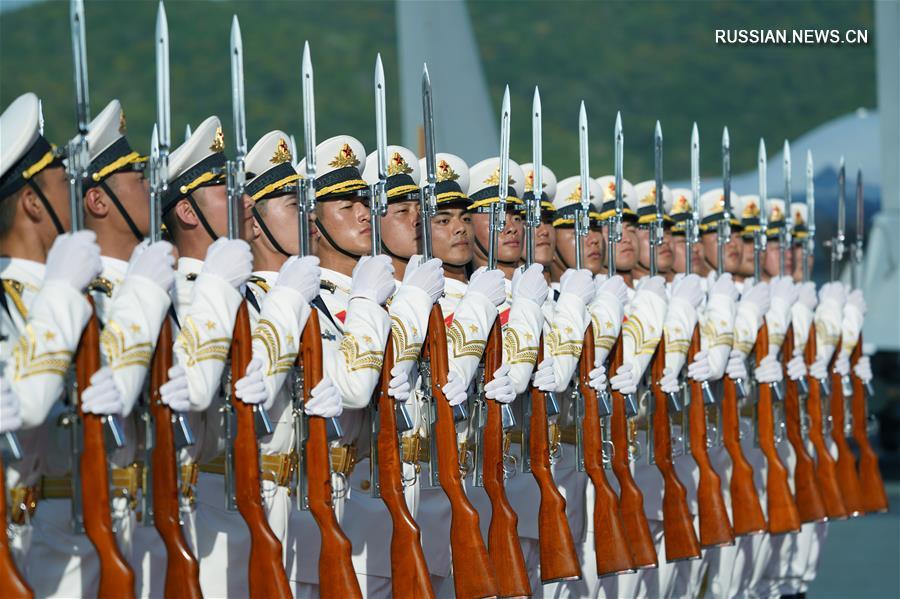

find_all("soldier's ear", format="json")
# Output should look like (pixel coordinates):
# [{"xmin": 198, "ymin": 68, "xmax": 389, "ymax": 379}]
[
  {"xmin": 84, "ymin": 186, "xmax": 109, "ymax": 218},
  {"xmin": 19, "ymin": 185, "xmax": 43, "ymax": 223},
  {"xmin": 174, "ymin": 197, "xmax": 199, "ymax": 228}
]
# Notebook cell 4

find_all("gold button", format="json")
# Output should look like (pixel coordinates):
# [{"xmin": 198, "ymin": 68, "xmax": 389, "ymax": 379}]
[{"xmin": 360, "ymin": 480, "xmax": 371, "ymax": 491}]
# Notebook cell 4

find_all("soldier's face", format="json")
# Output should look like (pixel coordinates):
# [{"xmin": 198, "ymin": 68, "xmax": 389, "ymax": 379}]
[
  {"xmin": 252, "ymin": 194, "xmax": 300, "ymax": 256},
  {"xmin": 739, "ymin": 238, "xmax": 756, "ymax": 276},
  {"xmin": 763, "ymin": 238, "xmax": 791, "ymax": 277},
  {"xmin": 700, "ymin": 229, "xmax": 741, "ymax": 273},
  {"xmin": 107, "ymin": 171, "xmax": 150, "ymax": 236},
  {"xmin": 791, "ymin": 245, "xmax": 810, "ymax": 281},
  {"xmin": 315, "ymin": 196, "xmax": 371, "ymax": 256},
  {"xmin": 635, "ymin": 226, "xmax": 674, "ymax": 273},
  {"xmin": 533, "ymin": 217, "xmax": 556, "ymax": 267},
  {"xmin": 36, "ymin": 166, "xmax": 71, "ymax": 233},
  {"xmin": 380, "ymin": 200, "xmax": 420, "ymax": 259},
  {"xmin": 472, "ymin": 209, "xmax": 523, "ymax": 264},
  {"xmin": 431, "ymin": 207, "xmax": 473, "ymax": 266},
  {"xmin": 195, "ymin": 185, "xmax": 254, "ymax": 240},
  {"xmin": 615, "ymin": 221, "xmax": 639, "ymax": 271},
  {"xmin": 672, "ymin": 235, "xmax": 689, "ymax": 273}
]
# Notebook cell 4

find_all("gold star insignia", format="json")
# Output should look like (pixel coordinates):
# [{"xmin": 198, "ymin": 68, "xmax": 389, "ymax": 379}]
[
  {"xmin": 524, "ymin": 332, "xmax": 534, "ymax": 341},
  {"xmin": 605, "ymin": 320, "xmax": 614, "ymax": 329},
  {"xmin": 675, "ymin": 326, "xmax": 682, "ymax": 334},
  {"xmin": 43, "ymin": 331, "xmax": 56, "ymax": 342},
  {"xmin": 411, "ymin": 326, "xmax": 418, "ymax": 336},
  {"xmin": 363, "ymin": 335, "xmax": 373, "ymax": 344},
  {"xmin": 564, "ymin": 326, "xmax": 573, "ymax": 334},
  {"xmin": 286, "ymin": 335, "xmax": 295, "ymax": 346},
  {"xmin": 130, "ymin": 323, "xmax": 141, "ymax": 334},
  {"xmin": 205, "ymin": 320, "xmax": 216, "ymax": 331},
  {"xmin": 719, "ymin": 320, "xmax": 726, "ymax": 327},
  {"xmin": 469, "ymin": 324, "xmax": 478, "ymax": 334}
]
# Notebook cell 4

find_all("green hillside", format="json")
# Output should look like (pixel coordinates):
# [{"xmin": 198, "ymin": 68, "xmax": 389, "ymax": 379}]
[{"xmin": 0, "ymin": 0, "xmax": 874, "ymax": 181}]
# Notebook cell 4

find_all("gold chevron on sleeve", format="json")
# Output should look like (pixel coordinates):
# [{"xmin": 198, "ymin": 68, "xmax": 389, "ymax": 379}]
[
  {"xmin": 177, "ymin": 316, "xmax": 231, "ymax": 367},
  {"xmin": 700, "ymin": 318, "xmax": 735, "ymax": 348},
  {"xmin": 12, "ymin": 324, "xmax": 72, "ymax": 381},
  {"xmin": 663, "ymin": 326, "xmax": 690, "ymax": 356},
  {"xmin": 447, "ymin": 319, "xmax": 486, "ymax": 359},
  {"xmin": 815, "ymin": 320, "xmax": 840, "ymax": 347},
  {"xmin": 503, "ymin": 328, "xmax": 538, "ymax": 365},
  {"xmin": 339, "ymin": 332, "xmax": 384, "ymax": 372},
  {"xmin": 100, "ymin": 320, "xmax": 152, "ymax": 371},
  {"xmin": 734, "ymin": 327, "xmax": 754, "ymax": 354},
  {"xmin": 623, "ymin": 315, "xmax": 660, "ymax": 356},
  {"xmin": 391, "ymin": 315, "xmax": 423, "ymax": 363},
  {"xmin": 591, "ymin": 313, "xmax": 617, "ymax": 352},
  {"xmin": 252, "ymin": 318, "xmax": 297, "ymax": 375},
  {"xmin": 547, "ymin": 325, "xmax": 581, "ymax": 358}
]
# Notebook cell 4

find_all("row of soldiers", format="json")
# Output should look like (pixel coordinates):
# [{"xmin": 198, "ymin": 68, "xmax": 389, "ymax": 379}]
[{"xmin": 0, "ymin": 3, "xmax": 887, "ymax": 598}]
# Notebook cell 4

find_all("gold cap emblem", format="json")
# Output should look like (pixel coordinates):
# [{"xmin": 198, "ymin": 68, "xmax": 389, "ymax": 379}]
[
  {"xmin": 604, "ymin": 181, "xmax": 616, "ymax": 201},
  {"xmin": 794, "ymin": 210, "xmax": 805, "ymax": 225},
  {"xmin": 210, "ymin": 127, "xmax": 225, "ymax": 152},
  {"xmin": 770, "ymin": 205, "xmax": 784, "ymax": 221},
  {"xmin": 673, "ymin": 195, "xmax": 691, "ymax": 214},
  {"xmin": 388, "ymin": 151, "xmax": 413, "ymax": 176},
  {"xmin": 483, "ymin": 167, "xmax": 514, "ymax": 187},
  {"xmin": 329, "ymin": 143, "xmax": 360, "ymax": 168},
  {"xmin": 566, "ymin": 184, "xmax": 592, "ymax": 202},
  {"xmin": 639, "ymin": 185, "xmax": 656, "ymax": 206},
  {"xmin": 437, "ymin": 159, "xmax": 459, "ymax": 182},
  {"xmin": 271, "ymin": 138, "xmax": 292, "ymax": 164},
  {"xmin": 743, "ymin": 200, "xmax": 759, "ymax": 219},
  {"xmin": 118, "ymin": 110, "xmax": 127, "ymax": 135}
]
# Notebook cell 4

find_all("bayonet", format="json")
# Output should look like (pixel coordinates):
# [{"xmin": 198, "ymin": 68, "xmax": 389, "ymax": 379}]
[
  {"xmin": 609, "ymin": 111, "xmax": 624, "ymax": 276},
  {"xmin": 576, "ymin": 101, "xmax": 590, "ymax": 269},
  {"xmin": 782, "ymin": 140, "xmax": 792, "ymax": 276},
  {"xmin": 756, "ymin": 138, "xmax": 768, "ymax": 280},
  {"xmin": 717, "ymin": 127, "xmax": 732, "ymax": 276},
  {"xmin": 68, "ymin": 0, "xmax": 90, "ymax": 233},
  {"xmin": 420, "ymin": 64, "xmax": 437, "ymax": 261},
  {"xmin": 689, "ymin": 123, "xmax": 700, "ymax": 274},
  {"xmin": 831, "ymin": 157, "xmax": 846, "ymax": 282},
  {"xmin": 650, "ymin": 120, "xmax": 664, "ymax": 277},
  {"xmin": 184, "ymin": 124, "xmax": 192, "ymax": 142},
  {"xmin": 804, "ymin": 150, "xmax": 815, "ymax": 281},
  {"xmin": 526, "ymin": 87, "xmax": 542, "ymax": 268},
  {"xmin": 298, "ymin": 41, "xmax": 317, "ymax": 259},
  {"xmin": 488, "ymin": 86, "xmax": 511, "ymax": 270},
  {"xmin": 371, "ymin": 53, "xmax": 389, "ymax": 257}
]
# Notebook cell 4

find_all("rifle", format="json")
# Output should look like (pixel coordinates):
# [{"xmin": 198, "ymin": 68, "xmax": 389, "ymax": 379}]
[
  {"xmin": 147, "ymin": 6, "xmax": 202, "ymax": 594},
  {"xmin": 294, "ymin": 42, "xmax": 361, "ymax": 598},
  {"xmin": 848, "ymin": 170, "xmax": 888, "ymax": 513},
  {"xmin": 826, "ymin": 159, "xmax": 864, "ymax": 517},
  {"xmin": 477, "ymin": 86, "xmax": 530, "ymax": 597},
  {"xmin": 0, "ymin": 432, "xmax": 30, "ymax": 598},
  {"xmin": 715, "ymin": 125, "xmax": 765, "ymax": 536},
  {"xmin": 780, "ymin": 142, "xmax": 826, "ymax": 524},
  {"xmin": 225, "ymin": 17, "xmax": 290, "ymax": 595},
  {"xmin": 648, "ymin": 121, "xmax": 700, "ymax": 562},
  {"xmin": 368, "ymin": 54, "xmax": 433, "ymax": 598},
  {"xmin": 608, "ymin": 112, "xmax": 656, "ymax": 567},
  {"xmin": 67, "ymin": 2, "xmax": 134, "ymax": 594},
  {"xmin": 417, "ymin": 65, "xmax": 497, "ymax": 599},
  {"xmin": 521, "ymin": 88, "xmax": 581, "ymax": 583}
]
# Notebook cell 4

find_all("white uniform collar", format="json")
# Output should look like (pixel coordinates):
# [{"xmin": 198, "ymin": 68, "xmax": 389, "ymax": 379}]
[
  {"xmin": 0, "ymin": 257, "xmax": 44, "ymax": 290},
  {"xmin": 444, "ymin": 277, "xmax": 467, "ymax": 298},
  {"xmin": 321, "ymin": 268, "xmax": 352, "ymax": 294},
  {"xmin": 252, "ymin": 270, "xmax": 279, "ymax": 288},
  {"xmin": 100, "ymin": 255, "xmax": 129, "ymax": 281},
  {"xmin": 177, "ymin": 256, "xmax": 204, "ymax": 276}
]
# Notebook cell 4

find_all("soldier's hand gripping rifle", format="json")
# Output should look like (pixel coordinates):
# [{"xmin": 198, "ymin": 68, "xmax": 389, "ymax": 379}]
[
  {"xmin": 292, "ymin": 42, "xmax": 361, "ymax": 598},
  {"xmin": 802, "ymin": 153, "xmax": 848, "ymax": 519},
  {"xmin": 848, "ymin": 170, "xmax": 888, "ymax": 514},
  {"xmin": 522, "ymin": 88, "xmax": 581, "ymax": 583},
  {"xmin": 416, "ymin": 65, "xmax": 498, "ymax": 599},
  {"xmin": 826, "ymin": 160, "xmax": 864, "ymax": 516},
  {"xmin": 716, "ymin": 127, "xmax": 766, "ymax": 536},
  {"xmin": 146, "ymin": 5, "xmax": 201, "ymax": 595},
  {"xmin": 476, "ymin": 86, "xmax": 530, "ymax": 598},
  {"xmin": 607, "ymin": 112, "xmax": 657, "ymax": 568},
  {"xmin": 224, "ymin": 17, "xmax": 290, "ymax": 596},
  {"xmin": 647, "ymin": 121, "xmax": 700, "ymax": 561},
  {"xmin": 367, "ymin": 54, "xmax": 434, "ymax": 599},
  {"xmin": 66, "ymin": 2, "xmax": 134, "ymax": 594},
  {"xmin": 754, "ymin": 139, "xmax": 801, "ymax": 534},
  {"xmin": 780, "ymin": 141, "xmax": 827, "ymax": 525},
  {"xmin": 0, "ymin": 369, "xmax": 28, "ymax": 598}
]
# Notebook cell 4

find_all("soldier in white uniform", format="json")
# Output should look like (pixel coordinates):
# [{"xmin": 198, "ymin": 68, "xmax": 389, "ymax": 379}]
[{"xmin": 26, "ymin": 99, "xmax": 175, "ymax": 598}]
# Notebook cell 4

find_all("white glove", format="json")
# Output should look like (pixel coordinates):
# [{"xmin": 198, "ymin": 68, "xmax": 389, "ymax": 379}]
[
  {"xmin": 588, "ymin": 364, "xmax": 608, "ymax": 391},
  {"xmin": 610, "ymin": 362, "xmax": 637, "ymax": 395},
  {"xmin": 755, "ymin": 354, "xmax": 783, "ymax": 384},
  {"xmin": 709, "ymin": 272, "xmax": 739, "ymax": 302},
  {"xmin": 511, "ymin": 263, "xmax": 549, "ymax": 306},
  {"xmin": 819, "ymin": 281, "xmax": 846, "ymax": 307},
  {"xmin": 350, "ymin": 254, "xmax": 395, "ymax": 305},
  {"xmin": 809, "ymin": 356, "xmax": 828, "ymax": 381},
  {"xmin": 442, "ymin": 370, "xmax": 468, "ymax": 407},
  {"xmin": 532, "ymin": 357, "xmax": 557, "ymax": 392},
  {"xmin": 846, "ymin": 289, "xmax": 866, "ymax": 315},
  {"xmin": 402, "ymin": 257, "xmax": 445, "ymax": 304},
  {"xmin": 275, "ymin": 255, "xmax": 321, "ymax": 303},
  {"xmin": 854, "ymin": 355, "xmax": 873, "ymax": 384},
  {"xmin": 159, "ymin": 365, "xmax": 191, "ymax": 412},
  {"xmin": 797, "ymin": 281, "xmax": 817, "ymax": 311},
  {"xmin": 787, "ymin": 354, "xmax": 807, "ymax": 381},
  {"xmin": 740, "ymin": 279, "xmax": 771, "ymax": 315},
  {"xmin": 670, "ymin": 273, "xmax": 704, "ymax": 309},
  {"xmin": 81, "ymin": 367, "xmax": 124, "ymax": 415},
  {"xmin": 660, "ymin": 367, "xmax": 681, "ymax": 394},
  {"xmin": 688, "ymin": 350, "xmax": 712, "ymax": 382},
  {"xmin": 387, "ymin": 365, "xmax": 411, "ymax": 402},
  {"xmin": 127, "ymin": 240, "xmax": 176, "ymax": 293},
  {"xmin": 467, "ymin": 266, "xmax": 506, "ymax": 307},
  {"xmin": 44, "ymin": 230, "xmax": 102, "ymax": 291},
  {"xmin": 234, "ymin": 357, "xmax": 267, "ymax": 405},
  {"xmin": 770, "ymin": 275, "xmax": 798, "ymax": 305},
  {"xmin": 0, "ymin": 376, "xmax": 22, "ymax": 433},
  {"xmin": 635, "ymin": 275, "xmax": 666, "ymax": 302},
  {"xmin": 202, "ymin": 238, "xmax": 253, "ymax": 290},
  {"xmin": 304, "ymin": 377, "xmax": 343, "ymax": 418},
  {"xmin": 726, "ymin": 349, "xmax": 749, "ymax": 381},
  {"xmin": 834, "ymin": 352, "xmax": 850, "ymax": 377},
  {"xmin": 595, "ymin": 274, "xmax": 629, "ymax": 306},
  {"xmin": 559, "ymin": 269, "xmax": 595, "ymax": 305},
  {"xmin": 485, "ymin": 364, "xmax": 516, "ymax": 404}
]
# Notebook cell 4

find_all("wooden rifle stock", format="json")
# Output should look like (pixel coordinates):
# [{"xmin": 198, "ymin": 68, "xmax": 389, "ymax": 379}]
[
  {"xmin": 530, "ymin": 336, "xmax": 580, "ymax": 582},
  {"xmin": 753, "ymin": 322, "xmax": 801, "ymax": 534},
  {"xmin": 578, "ymin": 327, "xmax": 634, "ymax": 575},
  {"xmin": 299, "ymin": 307, "xmax": 361, "ymax": 598},
  {"xmin": 76, "ymin": 299, "xmax": 135, "ymax": 597},
  {"xmin": 782, "ymin": 327, "xmax": 827, "ymax": 524},
  {"xmin": 828, "ymin": 340, "xmax": 864, "ymax": 516},
  {"xmin": 482, "ymin": 319, "xmax": 530, "ymax": 596},
  {"xmin": 803, "ymin": 324, "xmax": 847, "ymax": 519},
  {"xmin": 687, "ymin": 326, "xmax": 734, "ymax": 547},
  {"xmin": 375, "ymin": 337, "xmax": 434, "ymax": 598},
  {"xmin": 424, "ymin": 304, "xmax": 497, "ymax": 599},
  {"xmin": 0, "ymin": 456, "xmax": 31, "ymax": 599},
  {"xmin": 649, "ymin": 339, "xmax": 700, "ymax": 562},
  {"xmin": 609, "ymin": 336, "xmax": 657, "ymax": 568},
  {"xmin": 850, "ymin": 338, "xmax": 888, "ymax": 513},
  {"xmin": 150, "ymin": 319, "xmax": 201, "ymax": 597},
  {"xmin": 230, "ymin": 302, "xmax": 291, "ymax": 597},
  {"xmin": 721, "ymin": 376, "xmax": 766, "ymax": 536}
]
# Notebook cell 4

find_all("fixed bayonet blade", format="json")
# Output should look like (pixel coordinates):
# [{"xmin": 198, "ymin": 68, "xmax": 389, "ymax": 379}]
[
  {"xmin": 614, "ymin": 111, "xmax": 623, "ymax": 221},
  {"xmin": 690, "ymin": 122, "xmax": 701, "ymax": 231},
  {"xmin": 526, "ymin": 86, "xmax": 543, "ymax": 267},
  {"xmin": 654, "ymin": 120, "xmax": 664, "ymax": 218},
  {"xmin": 420, "ymin": 63, "xmax": 437, "ymax": 260},
  {"xmin": 579, "ymin": 102, "xmax": 590, "ymax": 211},
  {"xmin": 758, "ymin": 138, "xmax": 768, "ymax": 231},
  {"xmin": 230, "ymin": 16, "xmax": 247, "ymax": 158},
  {"xmin": 498, "ymin": 85, "xmax": 511, "ymax": 208},
  {"xmin": 722, "ymin": 126, "xmax": 731, "ymax": 215},
  {"xmin": 155, "ymin": 1, "xmax": 170, "ymax": 149},
  {"xmin": 374, "ymin": 53, "xmax": 388, "ymax": 192},
  {"xmin": 302, "ymin": 42, "xmax": 317, "ymax": 177},
  {"xmin": 837, "ymin": 156, "xmax": 846, "ymax": 241},
  {"xmin": 806, "ymin": 150, "xmax": 815, "ymax": 242},
  {"xmin": 783, "ymin": 140, "xmax": 792, "ymax": 210},
  {"xmin": 71, "ymin": 0, "xmax": 90, "ymax": 133},
  {"xmin": 855, "ymin": 167, "xmax": 863, "ymax": 247}
]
